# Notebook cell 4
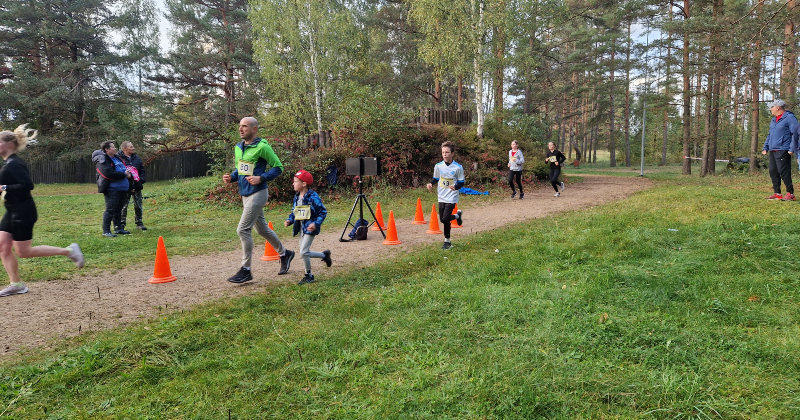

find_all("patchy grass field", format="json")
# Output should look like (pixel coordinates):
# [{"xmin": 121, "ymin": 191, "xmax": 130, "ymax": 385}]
[{"xmin": 2, "ymin": 169, "xmax": 800, "ymax": 418}]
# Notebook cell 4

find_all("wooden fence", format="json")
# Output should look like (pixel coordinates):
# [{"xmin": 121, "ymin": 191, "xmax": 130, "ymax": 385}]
[
  {"xmin": 27, "ymin": 150, "xmax": 212, "ymax": 184},
  {"xmin": 414, "ymin": 108, "xmax": 473, "ymax": 125}
]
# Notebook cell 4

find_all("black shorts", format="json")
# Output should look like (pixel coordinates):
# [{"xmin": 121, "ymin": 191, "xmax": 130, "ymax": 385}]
[{"xmin": 0, "ymin": 206, "xmax": 38, "ymax": 242}]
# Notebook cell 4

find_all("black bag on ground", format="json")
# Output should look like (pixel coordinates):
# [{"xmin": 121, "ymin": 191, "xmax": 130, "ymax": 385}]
[{"xmin": 348, "ymin": 218, "xmax": 369, "ymax": 240}]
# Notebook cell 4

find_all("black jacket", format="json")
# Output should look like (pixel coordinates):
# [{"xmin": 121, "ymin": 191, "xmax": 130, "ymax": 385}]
[
  {"xmin": 93, "ymin": 150, "xmax": 128, "ymax": 194},
  {"xmin": 116, "ymin": 151, "xmax": 146, "ymax": 190}
]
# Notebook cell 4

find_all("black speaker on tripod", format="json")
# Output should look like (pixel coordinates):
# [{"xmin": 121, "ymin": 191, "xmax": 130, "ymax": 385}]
[{"xmin": 339, "ymin": 156, "xmax": 385, "ymax": 242}]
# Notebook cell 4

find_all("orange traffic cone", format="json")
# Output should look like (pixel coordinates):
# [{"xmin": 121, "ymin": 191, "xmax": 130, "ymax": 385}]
[
  {"xmin": 149, "ymin": 236, "xmax": 177, "ymax": 284},
  {"xmin": 412, "ymin": 198, "xmax": 426, "ymax": 224},
  {"xmin": 450, "ymin": 204, "xmax": 462, "ymax": 228},
  {"xmin": 371, "ymin": 202, "xmax": 386, "ymax": 231},
  {"xmin": 260, "ymin": 221, "xmax": 280, "ymax": 261},
  {"xmin": 426, "ymin": 204, "xmax": 442, "ymax": 234},
  {"xmin": 383, "ymin": 211, "xmax": 402, "ymax": 245}
]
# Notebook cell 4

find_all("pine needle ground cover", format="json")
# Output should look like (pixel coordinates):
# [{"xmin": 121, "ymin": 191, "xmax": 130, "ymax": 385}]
[{"xmin": 2, "ymin": 173, "xmax": 799, "ymax": 419}]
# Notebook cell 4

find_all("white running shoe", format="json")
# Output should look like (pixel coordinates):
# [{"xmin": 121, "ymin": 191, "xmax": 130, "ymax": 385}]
[
  {"xmin": 0, "ymin": 283, "xmax": 28, "ymax": 297},
  {"xmin": 554, "ymin": 192, "xmax": 561, "ymax": 197},
  {"xmin": 68, "ymin": 243, "xmax": 85, "ymax": 268},
  {"xmin": 560, "ymin": 181, "xmax": 565, "ymax": 191}
]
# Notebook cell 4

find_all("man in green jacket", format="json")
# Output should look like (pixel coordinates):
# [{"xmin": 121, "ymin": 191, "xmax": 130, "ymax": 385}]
[{"xmin": 223, "ymin": 117, "xmax": 294, "ymax": 283}]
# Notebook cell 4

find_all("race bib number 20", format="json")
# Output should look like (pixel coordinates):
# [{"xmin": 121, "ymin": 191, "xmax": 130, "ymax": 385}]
[{"xmin": 238, "ymin": 160, "xmax": 254, "ymax": 176}]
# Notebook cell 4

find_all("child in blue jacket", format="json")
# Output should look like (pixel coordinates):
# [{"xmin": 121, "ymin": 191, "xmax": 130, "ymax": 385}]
[{"xmin": 284, "ymin": 170, "xmax": 332, "ymax": 284}]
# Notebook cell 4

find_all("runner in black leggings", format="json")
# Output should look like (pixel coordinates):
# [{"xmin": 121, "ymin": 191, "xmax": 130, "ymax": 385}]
[
  {"xmin": 0, "ymin": 125, "xmax": 84, "ymax": 298},
  {"xmin": 545, "ymin": 142, "xmax": 566, "ymax": 197},
  {"xmin": 507, "ymin": 140, "xmax": 525, "ymax": 199}
]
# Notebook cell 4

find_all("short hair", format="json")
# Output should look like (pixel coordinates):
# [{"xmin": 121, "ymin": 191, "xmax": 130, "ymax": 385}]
[
  {"xmin": 100, "ymin": 140, "xmax": 115, "ymax": 152},
  {"xmin": 241, "ymin": 117, "xmax": 259, "ymax": 128},
  {"xmin": 120, "ymin": 141, "xmax": 133, "ymax": 149},
  {"xmin": 0, "ymin": 124, "xmax": 37, "ymax": 152},
  {"xmin": 441, "ymin": 141, "xmax": 456, "ymax": 154}
]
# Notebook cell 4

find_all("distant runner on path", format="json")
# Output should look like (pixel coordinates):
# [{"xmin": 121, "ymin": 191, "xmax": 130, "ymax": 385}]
[{"xmin": 545, "ymin": 142, "xmax": 567, "ymax": 197}]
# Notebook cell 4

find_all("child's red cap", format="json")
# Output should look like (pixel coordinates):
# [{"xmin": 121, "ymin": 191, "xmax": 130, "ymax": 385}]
[{"xmin": 294, "ymin": 170, "xmax": 313, "ymax": 185}]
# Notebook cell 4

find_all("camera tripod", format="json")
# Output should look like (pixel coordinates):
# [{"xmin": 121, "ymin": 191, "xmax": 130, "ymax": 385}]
[{"xmin": 339, "ymin": 164, "xmax": 385, "ymax": 242}]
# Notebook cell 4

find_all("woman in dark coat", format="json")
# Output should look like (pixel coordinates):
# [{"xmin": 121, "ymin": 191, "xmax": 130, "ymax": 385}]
[{"xmin": 93, "ymin": 141, "xmax": 132, "ymax": 237}]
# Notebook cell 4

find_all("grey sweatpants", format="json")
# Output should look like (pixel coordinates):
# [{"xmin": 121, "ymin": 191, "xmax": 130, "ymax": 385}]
[
  {"xmin": 238, "ymin": 189, "xmax": 286, "ymax": 268},
  {"xmin": 299, "ymin": 232, "xmax": 325, "ymax": 273}
]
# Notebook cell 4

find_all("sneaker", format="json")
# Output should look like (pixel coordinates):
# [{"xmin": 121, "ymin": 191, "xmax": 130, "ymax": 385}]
[
  {"xmin": 519, "ymin": 193, "xmax": 524, "ymax": 199},
  {"xmin": 298, "ymin": 273, "xmax": 316, "ymax": 285},
  {"xmin": 765, "ymin": 193, "xmax": 782, "ymax": 200},
  {"xmin": 68, "ymin": 243, "xmax": 85, "ymax": 268},
  {"xmin": 102, "ymin": 232, "xmax": 117, "ymax": 238},
  {"xmin": 455, "ymin": 210, "xmax": 463, "ymax": 226},
  {"xmin": 115, "ymin": 230, "xmax": 131, "ymax": 235},
  {"xmin": 560, "ymin": 181, "xmax": 565, "ymax": 191},
  {"xmin": 227, "ymin": 267, "xmax": 253, "ymax": 284},
  {"xmin": 278, "ymin": 250, "xmax": 295, "ymax": 275},
  {"xmin": 554, "ymin": 192, "xmax": 561, "ymax": 197},
  {"xmin": 322, "ymin": 250, "xmax": 332, "ymax": 267},
  {"xmin": 137, "ymin": 225, "xmax": 148, "ymax": 231},
  {"xmin": 510, "ymin": 191, "xmax": 516, "ymax": 199},
  {"xmin": 0, "ymin": 283, "xmax": 28, "ymax": 297},
  {"xmin": 781, "ymin": 192, "xmax": 796, "ymax": 201},
  {"xmin": 442, "ymin": 241, "xmax": 452, "ymax": 250}
]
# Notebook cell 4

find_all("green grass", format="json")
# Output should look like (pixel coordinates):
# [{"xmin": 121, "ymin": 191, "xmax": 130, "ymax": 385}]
[{"xmin": 3, "ymin": 170, "xmax": 800, "ymax": 418}]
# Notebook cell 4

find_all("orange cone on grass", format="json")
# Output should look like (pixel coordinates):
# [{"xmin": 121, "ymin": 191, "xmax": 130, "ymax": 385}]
[
  {"xmin": 450, "ymin": 204, "xmax": 462, "ymax": 228},
  {"xmin": 149, "ymin": 236, "xmax": 177, "ymax": 284},
  {"xmin": 260, "ymin": 222, "xmax": 280, "ymax": 261},
  {"xmin": 412, "ymin": 198, "xmax": 426, "ymax": 224},
  {"xmin": 371, "ymin": 202, "xmax": 386, "ymax": 231},
  {"xmin": 382, "ymin": 211, "xmax": 402, "ymax": 245},
  {"xmin": 426, "ymin": 204, "xmax": 442, "ymax": 234}
]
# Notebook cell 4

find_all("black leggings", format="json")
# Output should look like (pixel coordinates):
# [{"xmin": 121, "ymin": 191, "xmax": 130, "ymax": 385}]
[
  {"xmin": 549, "ymin": 166, "xmax": 561, "ymax": 192},
  {"xmin": 508, "ymin": 170, "xmax": 523, "ymax": 194},
  {"xmin": 438, "ymin": 202, "xmax": 456, "ymax": 239}
]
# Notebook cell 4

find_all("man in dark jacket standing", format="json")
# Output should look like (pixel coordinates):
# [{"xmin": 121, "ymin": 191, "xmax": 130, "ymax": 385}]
[
  {"xmin": 762, "ymin": 99, "xmax": 797, "ymax": 201},
  {"xmin": 116, "ymin": 141, "xmax": 148, "ymax": 230}
]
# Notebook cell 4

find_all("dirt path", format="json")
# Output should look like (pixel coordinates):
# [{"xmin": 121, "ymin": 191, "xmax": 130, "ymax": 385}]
[{"xmin": 1, "ymin": 175, "xmax": 651, "ymax": 356}]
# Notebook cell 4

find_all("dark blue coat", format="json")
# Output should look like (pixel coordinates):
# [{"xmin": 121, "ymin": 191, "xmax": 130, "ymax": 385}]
[
  {"xmin": 286, "ymin": 189, "xmax": 327, "ymax": 236},
  {"xmin": 763, "ymin": 110, "xmax": 799, "ymax": 152}
]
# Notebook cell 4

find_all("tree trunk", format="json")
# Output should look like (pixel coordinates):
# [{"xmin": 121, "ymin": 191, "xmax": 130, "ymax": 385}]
[
  {"xmin": 307, "ymin": 4, "xmax": 323, "ymax": 137},
  {"xmin": 624, "ymin": 22, "xmax": 632, "ymax": 167},
  {"xmin": 662, "ymin": 12, "xmax": 672, "ymax": 166},
  {"xmin": 749, "ymin": 1, "xmax": 764, "ymax": 175},
  {"xmin": 473, "ymin": 0, "xmax": 485, "ymax": 138},
  {"xmin": 782, "ymin": 0, "xmax": 797, "ymax": 108},
  {"xmin": 494, "ymin": 24, "xmax": 504, "ymax": 122},
  {"xmin": 609, "ymin": 44, "xmax": 617, "ymax": 167},
  {"xmin": 682, "ymin": 0, "xmax": 692, "ymax": 175}
]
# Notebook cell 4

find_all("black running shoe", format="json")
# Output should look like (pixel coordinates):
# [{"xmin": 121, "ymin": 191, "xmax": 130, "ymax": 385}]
[
  {"xmin": 519, "ymin": 193, "xmax": 524, "ymax": 199},
  {"xmin": 442, "ymin": 241, "xmax": 452, "ymax": 250},
  {"xmin": 510, "ymin": 191, "xmax": 516, "ymax": 199},
  {"xmin": 279, "ymin": 250, "xmax": 295, "ymax": 275},
  {"xmin": 455, "ymin": 210, "xmax": 463, "ymax": 226},
  {"xmin": 115, "ymin": 230, "xmax": 131, "ymax": 235},
  {"xmin": 227, "ymin": 267, "xmax": 253, "ymax": 284},
  {"xmin": 322, "ymin": 250, "xmax": 332, "ymax": 267},
  {"xmin": 298, "ymin": 273, "xmax": 316, "ymax": 285}
]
